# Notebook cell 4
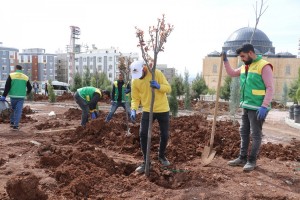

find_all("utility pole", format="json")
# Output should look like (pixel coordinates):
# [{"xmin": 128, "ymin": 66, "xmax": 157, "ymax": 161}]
[{"xmin": 67, "ymin": 26, "xmax": 80, "ymax": 85}]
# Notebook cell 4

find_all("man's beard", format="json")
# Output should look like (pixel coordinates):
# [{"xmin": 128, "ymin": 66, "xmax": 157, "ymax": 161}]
[{"xmin": 244, "ymin": 58, "xmax": 253, "ymax": 65}]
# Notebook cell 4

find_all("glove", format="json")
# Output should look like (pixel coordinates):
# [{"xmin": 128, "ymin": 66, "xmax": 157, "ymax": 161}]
[
  {"xmin": 0, "ymin": 96, "xmax": 6, "ymax": 101},
  {"xmin": 256, "ymin": 106, "xmax": 268, "ymax": 121},
  {"xmin": 150, "ymin": 80, "xmax": 160, "ymax": 89},
  {"xmin": 91, "ymin": 111, "xmax": 97, "ymax": 119},
  {"xmin": 124, "ymin": 88, "xmax": 131, "ymax": 94},
  {"xmin": 130, "ymin": 110, "xmax": 136, "ymax": 121},
  {"xmin": 222, "ymin": 51, "xmax": 228, "ymax": 62}
]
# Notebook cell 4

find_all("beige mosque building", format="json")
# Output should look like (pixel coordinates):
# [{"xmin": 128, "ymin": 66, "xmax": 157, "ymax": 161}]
[{"xmin": 202, "ymin": 27, "xmax": 300, "ymax": 101}]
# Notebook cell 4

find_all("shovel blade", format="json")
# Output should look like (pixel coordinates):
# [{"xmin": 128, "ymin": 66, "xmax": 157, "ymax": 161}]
[{"xmin": 201, "ymin": 146, "xmax": 216, "ymax": 166}]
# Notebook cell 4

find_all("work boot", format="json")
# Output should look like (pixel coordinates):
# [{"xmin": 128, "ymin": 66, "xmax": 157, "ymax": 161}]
[
  {"xmin": 135, "ymin": 163, "xmax": 145, "ymax": 174},
  {"xmin": 11, "ymin": 126, "xmax": 19, "ymax": 131},
  {"xmin": 227, "ymin": 157, "xmax": 247, "ymax": 166},
  {"xmin": 243, "ymin": 161, "xmax": 256, "ymax": 171},
  {"xmin": 158, "ymin": 156, "xmax": 170, "ymax": 166}
]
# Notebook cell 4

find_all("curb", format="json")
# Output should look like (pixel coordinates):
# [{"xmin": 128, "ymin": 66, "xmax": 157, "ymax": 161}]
[{"xmin": 285, "ymin": 117, "xmax": 300, "ymax": 130}]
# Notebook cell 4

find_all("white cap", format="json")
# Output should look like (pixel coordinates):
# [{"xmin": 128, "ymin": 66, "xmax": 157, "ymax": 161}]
[{"xmin": 130, "ymin": 60, "xmax": 145, "ymax": 79}]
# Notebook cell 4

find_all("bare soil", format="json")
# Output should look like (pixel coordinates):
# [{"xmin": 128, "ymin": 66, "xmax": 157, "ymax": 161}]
[{"xmin": 0, "ymin": 100, "xmax": 299, "ymax": 200}]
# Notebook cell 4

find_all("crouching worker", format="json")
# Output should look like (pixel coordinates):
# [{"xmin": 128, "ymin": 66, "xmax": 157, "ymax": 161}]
[{"xmin": 74, "ymin": 86, "xmax": 110, "ymax": 126}]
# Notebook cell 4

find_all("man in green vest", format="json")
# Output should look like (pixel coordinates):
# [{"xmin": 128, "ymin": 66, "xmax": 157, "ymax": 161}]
[
  {"xmin": 74, "ymin": 86, "xmax": 109, "ymax": 126},
  {"xmin": 223, "ymin": 43, "xmax": 274, "ymax": 171},
  {"xmin": 0, "ymin": 65, "xmax": 32, "ymax": 131},
  {"xmin": 105, "ymin": 73, "xmax": 131, "ymax": 122}
]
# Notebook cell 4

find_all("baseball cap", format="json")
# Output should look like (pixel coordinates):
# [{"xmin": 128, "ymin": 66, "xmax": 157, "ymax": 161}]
[{"xmin": 130, "ymin": 60, "xmax": 145, "ymax": 79}]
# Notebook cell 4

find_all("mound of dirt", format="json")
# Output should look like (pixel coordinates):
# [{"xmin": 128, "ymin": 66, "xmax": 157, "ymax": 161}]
[
  {"xmin": 35, "ymin": 121, "xmax": 71, "ymax": 130},
  {"xmin": 34, "ymin": 113, "xmax": 299, "ymax": 199},
  {"xmin": 56, "ymin": 93, "xmax": 74, "ymax": 102},
  {"xmin": 34, "ymin": 94, "xmax": 48, "ymax": 101},
  {"xmin": 63, "ymin": 108, "xmax": 82, "ymax": 120},
  {"xmin": 6, "ymin": 173, "xmax": 48, "ymax": 200},
  {"xmin": 23, "ymin": 105, "xmax": 34, "ymax": 114}
]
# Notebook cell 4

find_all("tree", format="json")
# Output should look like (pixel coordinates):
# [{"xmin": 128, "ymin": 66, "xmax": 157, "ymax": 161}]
[
  {"xmin": 98, "ymin": 72, "xmax": 112, "ymax": 92},
  {"xmin": 82, "ymin": 66, "xmax": 91, "ymax": 87},
  {"xmin": 71, "ymin": 72, "xmax": 82, "ymax": 92},
  {"xmin": 250, "ymin": 0, "xmax": 268, "ymax": 44},
  {"xmin": 118, "ymin": 53, "xmax": 133, "ymax": 83},
  {"xmin": 288, "ymin": 68, "xmax": 300, "ymax": 103},
  {"xmin": 48, "ymin": 80, "xmax": 56, "ymax": 103},
  {"xmin": 220, "ymin": 76, "xmax": 232, "ymax": 101},
  {"xmin": 91, "ymin": 70, "xmax": 100, "ymax": 88},
  {"xmin": 184, "ymin": 69, "xmax": 191, "ymax": 110},
  {"xmin": 135, "ymin": 14, "xmax": 174, "ymax": 176},
  {"xmin": 281, "ymin": 82, "xmax": 288, "ymax": 107},
  {"xmin": 191, "ymin": 73, "xmax": 208, "ymax": 99},
  {"xmin": 169, "ymin": 79, "xmax": 178, "ymax": 117},
  {"xmin": 172, "ymin": 74, "xmax": 184, "ymax": 99}
]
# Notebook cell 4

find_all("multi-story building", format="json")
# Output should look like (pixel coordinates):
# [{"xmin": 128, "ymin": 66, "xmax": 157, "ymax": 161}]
[
  {"xmin": 19, "ymin": 48, "xmax": 56, "ymax": 83},
  {"xmin": 0, "ymin": 42, "xmax": 19, "ymax": 81},
  {"xmin": 203, "ymin": 27, "xmax": 300, "ymax": 101},
  {"xmin": 55, "ymin": 52, "xmax": 68, "ymax": 83},
  {"xmin": 156, "ymin": 64, "xmax": 175, "ymax": 83},
  {"xmin": 75, "ymin": 47, "xmax": 139, "ymax": 82}
]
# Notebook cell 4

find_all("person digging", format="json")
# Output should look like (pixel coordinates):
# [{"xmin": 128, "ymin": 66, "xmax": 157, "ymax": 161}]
[{"xmin": 74, "ymin": 86, "xmax": 110, "ymax": 126}]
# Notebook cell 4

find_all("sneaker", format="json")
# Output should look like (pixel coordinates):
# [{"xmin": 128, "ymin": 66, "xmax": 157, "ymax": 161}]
[
  {"xmin": 228, "ymin": 157, "xmax": 247, "ymax": 166},
  {"xmin": 135, "ymin": 163, "xmax": 145, "ymax": 174},
  {"xmin": 243, "ymin": 161, "xmax": 256, "ymax": 171},
  {"xmin": 11, "ymin": 126, "xmax": 19, "ymax": 131},
  {"xmin": 158, "ymin": 156, "xmax": 170, "ymax": 166}
]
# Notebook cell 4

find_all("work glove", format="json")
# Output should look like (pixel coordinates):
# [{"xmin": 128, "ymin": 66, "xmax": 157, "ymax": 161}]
[
  {"xmin": 222, "ymin": 51, "xmax": 228, "ymax": 62},
  {"xmin": 124, "ymin": 88, "xmax": 131, "ymax": 94},
  {"xmin": 0, "ymin": 96, "xmax": 6, "ymax": 101},
  {"xmin": 256, "ymin": 106, "xmax": 268, "ymax": 121},
  {"xmin": 130, "ymin": 110, "xmax": 136, "ymax": 121},
  {"xmin": 150, "ymin": 80, "xmax": 160, "ymax": 89},
  {"xmin": 91, "ymin": 111, "xmax": 97, "ymax": 119}
]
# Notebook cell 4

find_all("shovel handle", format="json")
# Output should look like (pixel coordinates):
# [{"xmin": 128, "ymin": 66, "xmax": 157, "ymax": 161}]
[{"xmin": 209, "ymin": 57, "xmax": 223, "ymax": 148}]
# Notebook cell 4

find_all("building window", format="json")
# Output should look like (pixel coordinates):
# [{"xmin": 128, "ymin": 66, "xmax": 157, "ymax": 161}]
[
  {"xmin": 98, "ymin": 57, "xmax": 102, "ymax": 62},
  {"xmin": 109, "ymin": 57, "xmax": 112, "ymax": 61},
  {"xmin": 98, "ymin": 65, "xmax": 102, "ymax": 71},
  {"xmin": 109, "ymin": 65, "xmax": 112, "ymax": 70},
  {"xmin": 213, "ymin": 64, "xmax": 217, "ymax": 73},
  {"xmin": 43, "ymin": 55, "xmax": 46, "ymax": 63},
  {"xmin": 285, "ymin": 65, "xmax": 290, "ymax": 75},
  {"xmin": 109, "ymin": 73, "xmax": 112, "ymax": 78},
  {"xmin": 27, "ymin": 56, "xmax": 30, "ymax": 63}
]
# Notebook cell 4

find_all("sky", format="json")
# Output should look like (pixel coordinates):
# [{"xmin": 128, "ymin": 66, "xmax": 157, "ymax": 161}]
[{"xmin": 1, "ymin": 0, "xmax": 299, "ymax": 78}]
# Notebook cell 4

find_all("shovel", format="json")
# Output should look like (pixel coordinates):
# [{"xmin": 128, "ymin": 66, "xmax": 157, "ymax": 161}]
[
  {"xmin": 124, "ymin": 103, "xmax": 132, "ymax": 137},
  {"xmin": 201, "ymin": 56, "xmax": 223, "ymax": 166}
]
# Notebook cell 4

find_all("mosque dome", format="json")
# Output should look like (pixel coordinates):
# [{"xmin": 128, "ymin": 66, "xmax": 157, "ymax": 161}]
[{"xmin": 222, "ymin": 27, "xmax": 275, "ymax": 54}]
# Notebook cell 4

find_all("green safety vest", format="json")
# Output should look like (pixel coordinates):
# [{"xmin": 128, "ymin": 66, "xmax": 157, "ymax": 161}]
[
  {"xmin": 113, "ymin": 81, "xmax": 129, "ymax": 102},
  {"xmin": 8, "ymin": 70, "xmax": 29, "ymax": 98},
  {"xmin": 240, "ymin": 57, "xmax": 272, "ymax": 110}
]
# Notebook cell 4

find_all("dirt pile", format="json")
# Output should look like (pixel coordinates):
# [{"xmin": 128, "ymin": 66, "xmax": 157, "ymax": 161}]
[
  {"xmin": 178, "ymin": 100, "xmax": 230, "ymax": 115},
  {"xmin": 35, "ymin": 121, "xmax": 71, "ymax": 130},
  {"xmin": 63, "ymin": 108, "xmax": 82, "ymax": 120},
  {"xmin": 23, "ymin": 105, "xmax": 34, "ymax": 114},
  {"xmin": 33, "ymin": 94, "xmax": 48, "ymax": 101},
  {"xmin": 33, "ymin": 113, "xmax": 300, "ymax": 199},
  {"xmin": 56, "ymin": 93, "xmax": 74, "ymax": 102},
  {"xmin": 6, "ymin": 173, "xmax": 48, "ymax": 200}
]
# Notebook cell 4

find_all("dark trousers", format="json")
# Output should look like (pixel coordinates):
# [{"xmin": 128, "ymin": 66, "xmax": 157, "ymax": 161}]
[
  {"xmin": 139, "ymin": 111, "xmax": 169, "ymax": 161},
  {"xmin": 239, "ymin": 108, "xmax": 266, "ymax": 161},
  {"xmin": 74, "ymin": 92, "xmax": 89, "ymax": 126}
]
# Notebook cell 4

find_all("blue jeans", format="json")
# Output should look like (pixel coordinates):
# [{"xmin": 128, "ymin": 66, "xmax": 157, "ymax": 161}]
[
  {"xmin": 139, "ymin": 111, "xmax": 169, "ymax": 162},
  {"xmin": 105, "ymin": 101, "xmax": 130, "ymax": 122},
  {"xmin": 239, "ymin": 108, "xmax": 266, "ymax": 162},
  {"xmin": 10, "ymin": 98, "xmax": 25, "ymax": 127},
  {"xmin": 74, "ymin": 92, "xmax": 89, "ymax": 126},
  {"xmin": 34, "ymin": 88, "xmax": 38, "ymax": 94}
]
